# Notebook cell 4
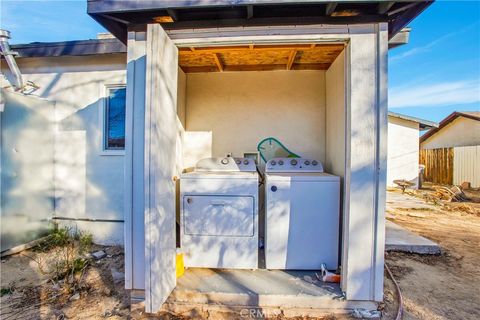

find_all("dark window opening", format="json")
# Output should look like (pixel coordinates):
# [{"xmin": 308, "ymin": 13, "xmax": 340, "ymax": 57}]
[{"xmin": 105, "ymin": 87, "xmax": 126, "ymax": 150}]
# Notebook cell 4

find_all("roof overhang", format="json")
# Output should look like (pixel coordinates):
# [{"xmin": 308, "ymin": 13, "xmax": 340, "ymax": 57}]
[
  {"xmin": 87, "ymin": 0, "xmax": 433, "ymax": 44},
  {"xmin": 420, "ymin": 111, "xmax": 480, "ymax": 143},
  {"xmin": 388, "ymin": 111, "xmax": 438, "ymax": 131}
]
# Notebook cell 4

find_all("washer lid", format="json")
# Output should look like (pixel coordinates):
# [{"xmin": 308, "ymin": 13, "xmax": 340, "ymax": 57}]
[{"xmin": 266, "ymin": 172, "xmax": 339, "ymax": 182}]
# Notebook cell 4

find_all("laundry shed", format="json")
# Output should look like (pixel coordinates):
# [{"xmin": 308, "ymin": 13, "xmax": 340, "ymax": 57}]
[{"xmin": 88, "ymin": 0, "xmax": 432, "ymax": 316}]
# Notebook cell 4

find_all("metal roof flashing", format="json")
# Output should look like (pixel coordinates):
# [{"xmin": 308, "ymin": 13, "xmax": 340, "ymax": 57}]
[{"xmin": 388, "ymin": 111, "xmax": 438, "ymax": 131}]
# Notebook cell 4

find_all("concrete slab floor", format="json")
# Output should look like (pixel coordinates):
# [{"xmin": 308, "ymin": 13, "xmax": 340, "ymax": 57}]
[
  {"xmin": 385, "ymin": 220, "xmax": 441, "ymax": 255},
  {"xmin": 166, "ymin": 268, "xmax": 378, "ymax": 316},
  {"xmin": 386, "ymin": 192, "xmax": 437, "ymax": 211}
]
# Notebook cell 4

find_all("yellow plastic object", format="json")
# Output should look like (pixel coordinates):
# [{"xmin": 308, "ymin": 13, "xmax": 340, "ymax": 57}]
[{"xmin": 176, "ymin": 253, "xmax": 185, "ymax": 278}]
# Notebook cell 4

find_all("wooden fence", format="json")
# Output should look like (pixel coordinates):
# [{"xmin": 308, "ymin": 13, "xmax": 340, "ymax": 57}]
[{"xmin": 419, "ymin": 147, "xmax": 454, "ymax": 185}]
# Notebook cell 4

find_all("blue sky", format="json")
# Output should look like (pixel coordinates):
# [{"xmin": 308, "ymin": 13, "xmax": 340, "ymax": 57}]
[
  {"xmin": 1, "ymin": 0, "xmax": 479, "ymax": 123},
  {"xmin": 389, "ymin": 1, "xmax": 480, "ymax": 123}
]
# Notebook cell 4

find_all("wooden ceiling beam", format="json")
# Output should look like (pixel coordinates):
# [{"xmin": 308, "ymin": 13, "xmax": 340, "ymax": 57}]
[
  {"xmin": 178, "ymin": 44, "xmax": 343, "ymax": 53},
  {"xmin": 287, "ymin": 50, "xmax": 297, "ymax": 70},
  {"xmin": 213, "ymin": 53, "xmax": 224, "ymax": 72},
  {"xmin": 181, "ymin": 63, "xmax": 332, "ymax": 73}
]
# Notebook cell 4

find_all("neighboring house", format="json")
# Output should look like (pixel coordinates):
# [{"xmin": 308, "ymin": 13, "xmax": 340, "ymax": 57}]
[
  {"xmin": 420, "ymin": 111, "xmax": 480, "ymax": 149},
  {"xmin": 1, "ymin": 0, "xmax": 432, "ymax": 315},
  {"xmin": 419, "ymin": 111, "xmax": 480, "ymax": 187},
  {"xmin": 387, "ymin": 111, "xmax": 438, "ymax": 188}
]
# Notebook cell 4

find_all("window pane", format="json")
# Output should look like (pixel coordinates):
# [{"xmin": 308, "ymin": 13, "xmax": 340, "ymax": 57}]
[{"xmin": 106, "ymin": 87, "xmax": 126, "ymax": 149}]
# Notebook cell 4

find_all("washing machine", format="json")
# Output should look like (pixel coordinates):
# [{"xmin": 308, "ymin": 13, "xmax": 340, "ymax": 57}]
[
  {"xmin": 265, "ymin": 157, "xmax": 340, "ymax": 270},
  {"xmin": 180, "ymin": 157, "xmax": 259, "ymax": 269}
]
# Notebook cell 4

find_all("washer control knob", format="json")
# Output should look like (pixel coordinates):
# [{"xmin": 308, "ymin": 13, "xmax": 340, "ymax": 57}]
[
  {"xmin": 243, "ymin": 159, "xmax": 249, "ymax": 165},
  {"xmin": 271, "ymin": 186, "xmax": 277, "ymax": 192},
  {"xmin": 304, "ymin": 160, "xmax": 310, "ymax": 165},
  {"xmin": 221, "ymin": 158, "xmax": 229, "ymax": 165},
  {"xmin": 312, "ymin": 160, "xmax": 318, "ymax": 166},
  {"xmin": 271, "ymin": 160, "xmax": 276, "ymax": 166},
  {"xmin": 278, "ymin": 160, "xmax": 284, "ymax": 165},
  {"xmin": 236, "ymin": 159, "xmax": 241, "ymax": 164},
  {"xmin": 290, "ymin": 159, "xmax": 298, "ymax": 166}
]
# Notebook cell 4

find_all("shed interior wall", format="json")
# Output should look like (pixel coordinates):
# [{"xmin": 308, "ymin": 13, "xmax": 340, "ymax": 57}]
[
  {"xmin": 325, "ymin": 51, "xmax": 346, "ymax": 179},
  {"xmin": 182, "ymin": 70, "xmax": 327, "ymax": 166}
]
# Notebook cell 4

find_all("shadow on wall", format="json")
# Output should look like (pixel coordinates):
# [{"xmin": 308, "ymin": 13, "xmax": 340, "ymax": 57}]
[
  {"xmin": 1, "ymin": 86, "xmax": 125, "ymax": 251},
  {"xmin": 1, "ymin": 91, "xmax": 55, "ymax": 251},
  {"xmin": 54, "ymin": 95, "xmax": 125, "ymax": 245}
]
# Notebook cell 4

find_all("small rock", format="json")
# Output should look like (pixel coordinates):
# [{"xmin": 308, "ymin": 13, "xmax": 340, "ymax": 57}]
[
  {"xmin": 302, "ymin": 275, "xmax": 318, "ymax": 284},
  {"xmin": 91, "ymin": 250, "xmax": 107, "ymax": 260},
  {"xmin": 352, "ymin": 308, "xmax": 381, "ymax": 319},
  {"xmin": 69, "ymin": 293, "xmax": 80, "ymax": 301},
  {"xmin": 111, "ymin": 268, "xmax": 124, "ymax": 284}
]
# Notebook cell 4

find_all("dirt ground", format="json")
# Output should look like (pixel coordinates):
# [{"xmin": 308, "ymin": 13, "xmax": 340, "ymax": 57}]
[
  {"xmin": 1, "ymin": 185, "xmax": 479, "ymax": 319},
  {"xmin": 382, "ymin": 185, "xmax": 480, "ymax": 320}
]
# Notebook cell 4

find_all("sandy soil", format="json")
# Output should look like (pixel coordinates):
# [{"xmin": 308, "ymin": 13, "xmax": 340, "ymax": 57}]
[
  {"xmin": 1, "ymin": 245, "xmax": 131, "ymax": 320},
  {"xmin": 383, "ymin": 187, "xmax": 480, "ymax": 320},
  {"xmin": 1, "ymin": 187, "xmax": 478, "ymax": 319}
]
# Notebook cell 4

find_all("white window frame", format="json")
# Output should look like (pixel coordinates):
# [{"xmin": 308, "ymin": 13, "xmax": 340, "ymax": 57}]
[{"xmin": 100, "ymin": 83, "xmax": 127, "ymax": 156}]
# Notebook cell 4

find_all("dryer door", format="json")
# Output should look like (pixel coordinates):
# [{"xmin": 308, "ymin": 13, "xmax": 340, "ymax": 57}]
[{"xmin": 183, "ymin": 195, "xmax": 254, "ymax": 237}]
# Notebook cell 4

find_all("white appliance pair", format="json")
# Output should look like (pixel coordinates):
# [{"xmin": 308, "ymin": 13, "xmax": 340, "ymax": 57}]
[{"xmin": 180, "ymin": 157, "xmax": 340, "ymax": 270}]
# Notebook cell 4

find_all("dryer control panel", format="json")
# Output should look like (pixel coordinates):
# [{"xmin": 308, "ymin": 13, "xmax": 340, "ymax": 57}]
[
  {"xmin": 196, "ymin": 157, "xmax": 257, "ymax": 172},
  {"xmin": 265, "ymin": 157, "xmax": 324, "ymax": 173}
]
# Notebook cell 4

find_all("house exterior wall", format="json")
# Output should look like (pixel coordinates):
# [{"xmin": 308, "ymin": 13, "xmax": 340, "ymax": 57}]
[
  {"xmin": 0, "ymin": 91, "xmax": 55, "ymax": 251},
  {"xmin": 185, "ymin": 70, "xmax": 326, "ymax": 164},
  {"xmin": 421, "ymin": 117, "xmax": 480, "ymax": 149},
  {"xmin": 387, "ymin": 116, "xmax": 420, "ymax": 187},
  {"xmin": 5, "ymin": 55, "xmax": 127, "ymax": 245}
]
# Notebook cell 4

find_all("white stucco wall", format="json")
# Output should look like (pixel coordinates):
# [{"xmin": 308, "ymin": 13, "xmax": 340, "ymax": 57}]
[
  {"xmin": 387, "ymin": 116, "xmax": 420, "ymax": 187},
  {"xmin": 9, "ymin": 54, "xmax": 127, "ymax": 245},
  {"xmin": 1, "ymin": 91, "xmax": 55, "ymax": 251},
  {"xmin": 421, "ymin": 117, "xmax": 480, "ymax": 149},
  {"xmin": 185, "ymin": 70, "xmax": 326, "ymax": 163}
]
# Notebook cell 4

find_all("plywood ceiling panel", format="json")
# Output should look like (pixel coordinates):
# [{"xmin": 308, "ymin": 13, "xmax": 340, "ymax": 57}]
[{"xmin": 178, "ymin": 44, "xmax": 344, "ymax": 73}]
